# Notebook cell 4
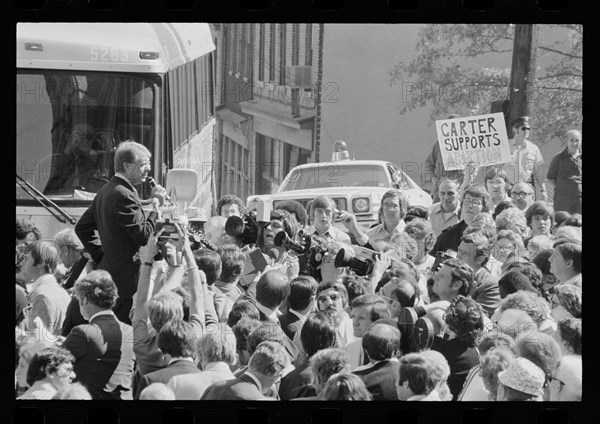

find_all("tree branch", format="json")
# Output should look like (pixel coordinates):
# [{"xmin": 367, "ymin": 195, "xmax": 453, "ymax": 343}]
[
  {"xmin": 538, "ymin": 46, "xmax": 582, "ymax": 60},
  {"xmin": 539, "ymin": 86, "xmax": 582, "ymax": 93},
  {"xmin": 538, "ymin": 72, "xmax": 582, "ymax": 81}
]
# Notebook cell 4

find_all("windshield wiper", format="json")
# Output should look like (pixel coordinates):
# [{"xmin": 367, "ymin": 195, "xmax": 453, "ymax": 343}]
[{"xmin": 16, "ymin": 174, "xmax": 77, "ymax": 225}]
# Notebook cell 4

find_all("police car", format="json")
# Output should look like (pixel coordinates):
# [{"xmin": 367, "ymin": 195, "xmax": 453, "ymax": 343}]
[{"xmin": 247, "ymin": 142, "xmax": 432, "ymax": 230}]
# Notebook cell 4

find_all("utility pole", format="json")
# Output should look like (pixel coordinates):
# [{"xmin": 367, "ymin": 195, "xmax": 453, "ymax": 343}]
[{"xmin": 508, "ymin": 24, "xmax": 538, "ymax": 135}]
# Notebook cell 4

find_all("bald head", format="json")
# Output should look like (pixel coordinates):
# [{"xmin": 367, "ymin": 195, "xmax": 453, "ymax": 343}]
[
  {"xmin": 511, "ymin": 182, "xmax": 535, "ymax": 211},
  {"xmin": 362, "ymin": 322, "xmax": 401, "ymax": 362},
  {"xmin": 550, "ymin": 355, "xmax": 582, "ymax": 401},
  {"xmin": 256, "ymin": 270, "xmax": 290, "ymax": 310},
  {"xmin": 424, "ymin": 309, "xmax": 446, "ymax": 337},
  {"xmin": 140, "ymin": 383, "xmax": 176, "ymax": 400},
  {"xmin": 497, "ymin": 308, "xmax": 536, "ymax": 342}
]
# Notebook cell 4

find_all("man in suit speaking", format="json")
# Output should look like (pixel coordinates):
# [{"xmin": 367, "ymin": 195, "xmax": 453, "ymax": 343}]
[{"xmin": 75, "ymin": 140, "xmax": 167, "ymax": 324}]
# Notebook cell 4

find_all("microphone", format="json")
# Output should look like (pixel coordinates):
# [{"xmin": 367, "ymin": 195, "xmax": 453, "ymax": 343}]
[{"xmin": 147, "ymin": 177, "xmax": 170, "ymax": 202}]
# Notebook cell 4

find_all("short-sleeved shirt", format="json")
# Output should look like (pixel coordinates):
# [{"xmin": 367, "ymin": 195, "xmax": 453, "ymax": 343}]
[
  {"xmin": 365, "ymin": 220, "xmax": 406, "ymax": 251},
  {"xmin": 429, "ymin": 202, "xmax": 461, "ymax": 238}
]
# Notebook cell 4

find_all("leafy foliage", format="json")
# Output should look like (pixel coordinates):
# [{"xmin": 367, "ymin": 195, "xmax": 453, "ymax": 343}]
[{"xmin": 388, "ymin": 24, "xmax": 582, "ymax": 146}]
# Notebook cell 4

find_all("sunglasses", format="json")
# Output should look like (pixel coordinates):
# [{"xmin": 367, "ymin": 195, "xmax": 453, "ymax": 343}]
[{"xmin": 521, "ymin": 127, "xmax": 531, "ymax": 131}]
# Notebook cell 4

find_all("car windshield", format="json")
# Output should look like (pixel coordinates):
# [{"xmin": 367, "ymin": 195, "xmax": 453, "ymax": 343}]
[
  {"xmin": 280, "ymin": 164, "xmax": 390, "ymax": 192},
  {"xmin": 17, "ymin": 70, "xmax": 155, "ymax": 202}
]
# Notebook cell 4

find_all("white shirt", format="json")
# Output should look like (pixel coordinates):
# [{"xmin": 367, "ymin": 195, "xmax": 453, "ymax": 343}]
[
  {"xmin": 88, "ymin": 309, "xmax": 115, "ymax": 322},
  {"xmin": 256, "ymin": 302, "xmax": 279, "ymax": 323},
  {"xmin": 244, "ymin": 370, "xmax": 263, "ymax": 394},
  {"xmin": 353, "ymin": 356, "xmax": 399, "ymax": 373},
  {"xmin": 561, "ymin": 273, "xmax": 582, "ymax": 288},
  {"xmin": 168, "ymin": 361, "xmax": 235, "ymax": 400},
  {"xmin": 168, "ymin": 357, "xmax": 195, "ymax": 366},
  {"xmin": 365, "ymin": 220, "xmax": 406, "ymax": 250}
]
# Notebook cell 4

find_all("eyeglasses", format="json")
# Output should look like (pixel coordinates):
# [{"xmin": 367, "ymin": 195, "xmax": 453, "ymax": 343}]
[
  {"xmin": 495, "ymin": 245, "xmax": 514, "ymax": 252},
  {"xmin": 382, "ymin": 202, "xmax": 400, "ymax": 209},
  {"xmin": 521, "ymin": 127, "xmax": 531, "ymax": 131},
  {"xmin": 548, "ymin": 375, "xmax": 565, "ymax": 387},
  {"xmin": 511, "ymin": 191, "xmax": 532, "ymax": 198},
  {"xmin": 463, "ymin": 199, "xmax": 483, "ymax": 207},
  {"xmin": 317, "ymin": 293, "xmax": 342, "ymax": 303}
]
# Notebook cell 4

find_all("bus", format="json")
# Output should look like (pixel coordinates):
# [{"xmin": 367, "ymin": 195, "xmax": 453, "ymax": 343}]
[{"xmin": 17, "ymin": 23, "xmax": 216, "ymax": 240}]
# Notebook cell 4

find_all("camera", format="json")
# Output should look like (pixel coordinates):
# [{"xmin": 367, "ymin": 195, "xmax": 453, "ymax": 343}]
[
  {"xmin": 432, "ymin": 249, "xmax": 457, "ymax": 273},
  {"xmin": 155, "ymin": 218, "xmax": 217, "ymax": 251},
  {"xmin": 334, "ymin": 245, "xmax": 394, "ymax": 277},
  {"xmin": 274, "ymin": 230, "xmax": 332, "ymax": 279},
  {"xmin": 225, "ymin": 212, "xmax": 260, "ymax": 247}
]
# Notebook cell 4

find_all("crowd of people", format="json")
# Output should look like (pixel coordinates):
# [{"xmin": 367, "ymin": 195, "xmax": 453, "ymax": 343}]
[{"xmin": 15, "ymin": 122, "xmax": 582, "ymax": 401}]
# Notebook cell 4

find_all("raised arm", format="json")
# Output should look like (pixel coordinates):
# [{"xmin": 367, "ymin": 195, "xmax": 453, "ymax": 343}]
[{"xmin": 132, "ymin": 229, "xmax": 162, "ymax": 324}]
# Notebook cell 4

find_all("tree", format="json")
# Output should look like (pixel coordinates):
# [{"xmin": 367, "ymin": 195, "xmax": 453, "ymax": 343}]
[{"xmin": 388, "ymin": 24, "xmax": 582, "ymax": 146}]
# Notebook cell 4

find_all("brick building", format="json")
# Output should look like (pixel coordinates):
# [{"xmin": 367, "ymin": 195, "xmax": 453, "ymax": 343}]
[{"xmin": 212, "ymin": 23, "xmax": 324, "ymax": 208}]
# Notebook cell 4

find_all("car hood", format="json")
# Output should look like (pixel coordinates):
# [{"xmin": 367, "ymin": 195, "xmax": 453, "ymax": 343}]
[{"xmin": 273, "ymin": 186, "xmax": 381, "ymax": 199}]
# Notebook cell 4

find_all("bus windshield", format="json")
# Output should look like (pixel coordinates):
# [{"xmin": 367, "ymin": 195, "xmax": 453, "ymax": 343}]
[{"xmin": 16, "ymin": 70, "xmax": 156, "ymax": 202}]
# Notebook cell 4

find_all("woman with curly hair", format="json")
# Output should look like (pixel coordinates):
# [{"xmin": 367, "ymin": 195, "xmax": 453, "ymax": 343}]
[
  {"xmin": 493, "ymin": 290, "xmax": 556, "ymax": 336},
  {"xmin": 480, "ymin": 347, "xmax": 516, "ymax": 401},
  {"xmin": 493, "ymin": 229, "xmax": 525, "ymax": 264},
  {"xmin": 18, "ymin": 345, "xmax": 75, "ymax": 399},
  {"xmin": 256, "ymin": 209, "xmax": 301, "ymax": 280},
  {"xmin": 431, "ymin": 295, "xmax": 485, "ymax": 400},
  {"xmin": 321, "ymin": 372, "xmax": 373, "ymax": 400},
  {"xmin": 550, "ymin": 284, "xmax": 582, "ymax": 321}
]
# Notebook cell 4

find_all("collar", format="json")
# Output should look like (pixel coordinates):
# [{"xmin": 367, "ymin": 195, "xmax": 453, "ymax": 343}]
[
  {"xmin": 256, "ymin": 302, "xmax": 279, "ymax": 323},
  {"xmin": 565, "ymin": 147, "xmax": 582, "ymax": 159},
  {"xmin": 114, "ymin": 172, "xmax": 137, "ymax": 193},
  {"xmin": 306, "ymin": 225, "xmax": 332, "ymax": 237},
  {"xmin": 511, "ymin": 138, "xmax": 529, "ymax": 149},
  {"xmin": 244, "ymin": 370, "xmax": 263, "ymax": 393},
  {"xmin": 289, "ymin": 309, "xmax": 308, "ymax": 321},
  {"xmin": 168, "ymin": 357, "xmax": 195, "ymax": 366},
  {"xmin": 203, "ymin": 361, "xmax": 234, "ymax": 373},
  {"xmin": 407, "ymin": 390, "xmax": 440, "ymax": 401},
  {"xmin": 29, "ymin": 274, "xmax": 56, "ymax": 292},
  {"xmin": 89, "ymin": 309, "xmax": 115, "ymax": 322},
  {"xmin": 562, "ymin": 273, "xmax": 582, "ymax": 286},
  {"xmin": 432, "ymin": 202, "xmax": 460, "ymax": 215},
  {"xmin": 367, "ymin": 357, "xmax": 399, "ymax": 368}
]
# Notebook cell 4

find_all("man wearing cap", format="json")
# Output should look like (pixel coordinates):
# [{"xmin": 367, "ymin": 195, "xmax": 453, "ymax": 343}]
[
  {"xmin": 496, "ymin": 357, "xmax": 546, "ymax": 401},
  {"xmin": 504, "ymin": 116, "xmax": 547, "ymax": 203}
]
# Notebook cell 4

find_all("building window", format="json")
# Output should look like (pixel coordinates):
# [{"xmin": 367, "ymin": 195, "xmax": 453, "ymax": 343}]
[
  {"xmin": 305, "ymin": 24, "xmax": 313, "ymax": 66},
  {"xmin": 258, "ymin": 25, "xmax": 265, "ymax": 81},
  {"xmin": 269, "ymin": 24, "xmax": 276, "ymax": 83}
]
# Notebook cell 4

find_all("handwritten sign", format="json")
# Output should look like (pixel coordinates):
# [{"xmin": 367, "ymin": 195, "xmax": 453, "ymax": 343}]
[{"xmin": 436, "ymin": 113, "xmax": 511, "ymax": 171}]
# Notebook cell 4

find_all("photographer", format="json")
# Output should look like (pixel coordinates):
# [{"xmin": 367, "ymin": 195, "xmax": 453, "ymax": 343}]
[{"xmin": 255, "ymin": 209, "xmax": 301, "ymax": 281}]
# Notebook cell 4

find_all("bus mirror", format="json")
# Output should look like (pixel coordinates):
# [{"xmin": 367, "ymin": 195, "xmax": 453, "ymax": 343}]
[{"xmin": 165, "ymin": 168, "xmax": 198, "ymax": 202}]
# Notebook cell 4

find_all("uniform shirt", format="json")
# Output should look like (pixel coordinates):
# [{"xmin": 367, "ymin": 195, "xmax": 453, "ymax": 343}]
[{"xmin": 506, "ymin": 139, "xmax": 546, "ymax": 200}]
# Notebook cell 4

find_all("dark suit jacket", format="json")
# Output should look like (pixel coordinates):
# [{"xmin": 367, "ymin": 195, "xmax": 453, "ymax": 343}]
[
  {"xmin": 201, "ymin": 372, "xmax": 270, "ymax": 400},
  {"xmin": 62, "ymin": 313, "xmax": 135, "ymax": 400},
  {"xmin": 353, "ymin": 359, "xmax": 400, "ymax": 400},
  {"xmin": 278, "ymin": 361, "xmax": 316, "ymax": 400},
  {"xmin": 430, "ymin": 336, "xmax": 479, "ymax": 400},
  {"xmin": 75, "ymin": 175, "xmax": 158, "ymax": 305},
  {"xmin": 470, "ymin": 268, "xmax": 501, "ymax": 317},
  {"xmin": 135, "ymin": 359, "xmax": 201, "ymax": 399},
  {"xmin": 430, "ymin": 220, "xmax": 468, "ymax": 257},
  {"xmin": 278, "ymin": 310, "xmax": 304, "ymax": 341}
]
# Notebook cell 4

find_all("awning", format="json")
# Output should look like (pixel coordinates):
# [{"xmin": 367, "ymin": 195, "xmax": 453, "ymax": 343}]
[{"xmin": 239, "ymin": 99, "xmax": 315, "ymax": 130}]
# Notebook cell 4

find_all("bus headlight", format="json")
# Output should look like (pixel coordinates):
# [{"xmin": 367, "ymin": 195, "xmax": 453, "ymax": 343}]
[{"xmin": 352, "ymin": 198, "xmax": 369, "ymax": 213}]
